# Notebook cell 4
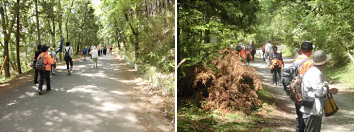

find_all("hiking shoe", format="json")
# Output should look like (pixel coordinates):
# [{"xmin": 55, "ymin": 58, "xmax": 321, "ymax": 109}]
[
  {"xmin": 34, "ymin": 81, "xmax": 39, "ymax": 84},
  {"xmin": 47, "ymin": 89, "xmax": 51, "ymax": 91},
  {"xmin": 38, "ymin": 90, "xmax": 43, "ymax": 95}
]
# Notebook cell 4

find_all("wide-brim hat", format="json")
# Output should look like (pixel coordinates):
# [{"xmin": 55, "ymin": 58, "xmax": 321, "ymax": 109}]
[{"xmin": 312, "ymin": 50, "xmax": 331, "ymax": 65}]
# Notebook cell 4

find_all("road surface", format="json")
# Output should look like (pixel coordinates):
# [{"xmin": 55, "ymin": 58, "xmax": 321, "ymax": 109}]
[{"xmin": 0, "ymin": 55, "xmax": 145, "ymax": 132}]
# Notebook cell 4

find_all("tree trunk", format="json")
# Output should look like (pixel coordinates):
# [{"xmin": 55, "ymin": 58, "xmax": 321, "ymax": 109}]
[
  {"xmin": 0, "ymin": 6, "xmax": 16, "ymax": 77},
  {"xmin": 16, "ymin": 0, "xmax": 22, "ymax": 74},
  {"xmin": 35, "ymin": 0, "xmax": 41, "ymax": 45},
  {"xmin": 51, "ymin": 0, "xmax": 55, "ymax": 48}
]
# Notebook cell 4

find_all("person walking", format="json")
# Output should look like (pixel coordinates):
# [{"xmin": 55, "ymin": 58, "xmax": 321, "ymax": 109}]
[
  {"xmin": 90, "ymin": 46, "xmax": 99, "ymax": 68},
  {"xmin": 300, "ymin": 50, "xmax": 338, "ymax": 132},
  {"xmin": 293, "ymin": 41, "xmax": 314, "ymax": 132},
  {"xmin": 262, "ymin": 43, "xmax": 266, "ymax": 61},
  {"xmin": 82, "ymin": 47, "xmax": 88, "ymax": 61},
  {"xmin": 269, "ymin": 46, "xmax": 284, "ymax": 85},
  {"xmin": 37, "ymin": 45, "xmax": 54, "ymax": 95},
  {"xmin": 244, "ymin": 43, "xmax": 253, "ymax": 64},
  {"xmin": 265, "ymin": 40, "xmax": 273, "ymax": 65},
  {"xmin": 251, "ymin": 42, "xmax": 256, "ymax": 61},
  {"xmin": 48, "ymin": 47, "xmax": 57, "ymax": 75},
  {"xmin": 64, "ymin": 42, "xmax": 74, "ymax": 72},
  {"xmin": 33, "ymin": 44, "xmax": 42, "ymax": 84}
]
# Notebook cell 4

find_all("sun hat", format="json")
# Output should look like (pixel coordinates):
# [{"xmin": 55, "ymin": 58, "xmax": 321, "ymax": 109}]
[{"xmin": 312, "ymin": 50, "xmax": 331, "ymax": 65}]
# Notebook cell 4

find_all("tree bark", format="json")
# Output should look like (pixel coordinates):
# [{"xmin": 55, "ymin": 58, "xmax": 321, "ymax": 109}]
[
  {"xmin": 16, "ymin": 0, "xmax": 22, "ymax": 74},
  {"xmin": 58, "ymin": 0, "xmax": 63, "ymax": 61},
  {"xmin": 1, "ymin": 6, "xmax": 16, "ymax": 77},
  {"xmin": 35, "ymin": 0, "xmax": 41, "ymax": 45}
]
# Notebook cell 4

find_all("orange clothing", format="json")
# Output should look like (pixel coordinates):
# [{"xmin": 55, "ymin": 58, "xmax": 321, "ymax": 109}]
[
  {"xmin": 294, "ymin": 54, "xmax": 313, "ymax": 75},
  {"xmin": 270, "ymin": 59, "xmax": 283, "ymax": 69},
  {"xmin": 244, "ymin": 49, "xmax": 253, "ymax": 60},
  {"xmin": 239, "ymin": 48, "xmax": 245, "ymax": 58},
  {"xmin": 37, "ymin": 52, "xmax": 54, "ymax": 71}
]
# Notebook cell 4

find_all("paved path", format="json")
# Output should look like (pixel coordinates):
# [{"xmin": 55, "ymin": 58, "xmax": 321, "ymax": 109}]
[
  {"xmin": 0, "ymin": 55, "xmax": 145, "ymax": 132},
  {"xmin": 250, "ymin": 48, "xmax": 354, "ymax": 132}
]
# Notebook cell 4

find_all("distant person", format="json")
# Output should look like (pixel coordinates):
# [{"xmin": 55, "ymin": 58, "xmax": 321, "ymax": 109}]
[
  {"xmin": 48, "ymin": 47, "xmax": 57, "ymax": 75},
  {"xmin": 98, "ymin": 46, "xmax": 101, "ymax": 56},
  {"xmin": 82, "ymin": 47, "xmax": 88, "ymax": 61},
  {"xmin": 230, "ymin": 43, "xmax": 234, "ymax": 50},
  {"xmin": 109, "ymin": 46, "xmax": 113, "ymax": 54},
  {"xmin": 269, "ymin": 46, "xmax": 283, "ymax": 85},
  {"xmin": 90, "ymin": 46, "xmax": 99, "ymax": 68},
  {"xmin": 262, "ymin": 43, "xmax": 266, "ymax": 61},
  {"xmin": 244, "ymin": 43, "xmax": 253, "ymax": 64},
  {"xmin": 103, "ymin": 46, "xmax": 107, "ymax": 55},
  {"xmin": 37, "ymin": 45, "xmax": 54, "ymax": 95},
  {"xmin": 64, "ymin": 42, "xmax": 73, "ymax": 72},
  {"xmin": 293, "ymin": 48, "xmax": 301, "ymax": 62},
  {"xmin": 33, "ymin": 44, "xmax": 42, "ymax": 84},
  {"xmin": 251, "ymin": 42, "xmax": 256, "ymax": 61},
  {"xmin": 265, "ymin": 40, "xmax": 272, "ymax": 65},
  {"xmin": 300, "ymin": 50, "xmax": 338, "ymax": 132}
]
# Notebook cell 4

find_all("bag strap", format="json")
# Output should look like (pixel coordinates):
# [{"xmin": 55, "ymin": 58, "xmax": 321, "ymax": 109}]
[{"xmin": 295, "ymin": 58, "xmax": 309, "ymax": 67}]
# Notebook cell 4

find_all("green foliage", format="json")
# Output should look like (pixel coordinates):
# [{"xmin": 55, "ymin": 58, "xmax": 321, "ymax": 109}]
[{"xmin": 323, "ymin": 62, "xmax": 354, "ymax": 88}]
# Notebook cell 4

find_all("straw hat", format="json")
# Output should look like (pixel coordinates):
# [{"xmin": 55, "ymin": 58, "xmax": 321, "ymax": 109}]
[{"xmin": 312, "ymin": 50, "xmax": 331, "ymax": 65}]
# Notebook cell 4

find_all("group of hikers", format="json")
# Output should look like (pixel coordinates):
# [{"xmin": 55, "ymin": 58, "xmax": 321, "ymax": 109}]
[
  {"xmin": 32, "ymin": 42, "xmax": 111, "ymax": 95},
  {"xmin": 231, "ymin": 42, "xmax": 257, "ymax": 65},
  {"xmin": 233, "ymin": 40, "xmax": 339, "ymax": 131},
  {"xmin": 261, "ymin": 41, "xmax": 339, "ymax": 131}
]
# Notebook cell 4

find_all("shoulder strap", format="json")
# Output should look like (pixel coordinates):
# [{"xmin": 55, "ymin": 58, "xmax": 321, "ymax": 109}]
[{"xmin": 297, "ymin": 58, "xmax": 309, "ymax": 67}]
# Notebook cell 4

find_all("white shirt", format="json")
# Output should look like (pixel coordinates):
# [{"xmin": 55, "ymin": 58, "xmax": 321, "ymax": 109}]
[
  {"xmin": 265, "ymin": 43, "xmax": 272, "ymax": 53},
  {"xmin": 300, "ymin": 66, "xmax": 328, "ymax": 118},
  {"xmin": 64, "ymin": 46, "xmax": 73, "ymax": 57},
  {"xmin": 90, "ymin": 48, "xmax": 98, "ymax": 58}
]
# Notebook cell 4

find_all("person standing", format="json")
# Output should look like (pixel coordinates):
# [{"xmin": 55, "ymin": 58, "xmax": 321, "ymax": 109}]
[
  {"xmin": 265, "ymin": 40, "xmax": 273, "ymax": 65},
  {"xmin": 300, "ymin": 50, "xmax": 338, "ymax": 132},
  {"xmin": 90, "ymin": 46, "xmax": 99, "ymax": 68},
  {"xmin": 33, "ymin": 44, "xmax": 42, "ymax": 84},
  {"xmin": 293, "ymin": 41, "xmax": 314, "ymax": 132},
  {"xmin": 64, "ymin": 42, "xmax": 74, "ymax": 72},
  {"xmin": 37, "ymin": 45, "xmax": 54, "ymax": 95},
  {"xmin": 251, "ymin": 42, "xmax": 256, "ymax": 61},
  {"xmin": 269, "ymin": 46, "xmax": 284, "ymax": 85}
]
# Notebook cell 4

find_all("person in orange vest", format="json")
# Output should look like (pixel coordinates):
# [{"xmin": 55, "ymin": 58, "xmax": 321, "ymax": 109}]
[
  {"xmin": 293, "ymin": 41, "xmax": 314, "ymax": 132},
  {"xmin": 269, "ymin": 46, "xmax": 283, "ymax": 85},
  {"xmin": 244, "ymin": 43, "xmax": 253, "ymax": 64},
  {"xmin": 37, "ymin": 45, "xmax": 54, "ymax": 95}
]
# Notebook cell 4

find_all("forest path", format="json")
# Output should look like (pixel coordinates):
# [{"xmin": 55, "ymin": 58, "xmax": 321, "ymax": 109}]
[
  {"xmin": 249, "ymin": 48, "xmax": 354, "ymax": 132},
  {"xmin": 0, "ymin": 54, "xmax": 148, "ymax": 132}
]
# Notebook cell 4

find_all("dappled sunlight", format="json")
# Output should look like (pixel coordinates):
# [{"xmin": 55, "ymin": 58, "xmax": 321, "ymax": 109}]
[
  {"xmin": 67, "ymin": 86, "xmax": 99, "ymax": 94},
  {"xmin": 110, "ymin": 90, "xmax": 126, "ymax": 95},
  {"xmin": 98, "ymin": 102, "xmax": 124, "ymax": 112}
]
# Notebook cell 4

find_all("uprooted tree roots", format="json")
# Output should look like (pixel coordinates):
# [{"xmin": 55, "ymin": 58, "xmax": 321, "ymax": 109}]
[{"xmin": 178, "ymin": 49, "xmax": 263, "ymax": 113}]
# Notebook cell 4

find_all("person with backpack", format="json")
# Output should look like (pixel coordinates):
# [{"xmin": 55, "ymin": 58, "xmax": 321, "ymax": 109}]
[
  {"xmin": 48, "ymin": 47, "xmax": 57, "ymax": 75},
  {"xmin": 283, "ymin": 41, "xmax": 314, "ymax": 132},
  {"xmin": 33, "ymin": 44, "xmax": 42, "ymax": 84},
  {"xmin": 269, "ymin": 46, "xmax": 284, "ymax": 85},
  {"xmin": 300, "ymin": 50, "xmax": 338, "ymax": 132},
  {"xmin": 103, "ymin": 46, "xmax": 107, "ymax": 55},
  {"xmin": 64, "ymin": 42, "xmax": 73, "ymax": 72},
  {"xmin": 36, "ymin": 45, "xmax": 54, "ymax": 95},
  {"xmin": 82, "ymin": 47, "xmax": 88, "ymax": 61},
  {"xmin": 244, "ymin": 43, "xmax": 253, "ymax": 64},
  {"xmin": 251, "ymin": 42, "xmax": 256, "ymax": 61},
  {"xmin": 90, "ymin": 46, "xmax": 99, "ymax": 68}
]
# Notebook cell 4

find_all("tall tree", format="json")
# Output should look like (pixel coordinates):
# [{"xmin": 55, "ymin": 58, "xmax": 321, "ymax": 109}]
[
  {"xmin": 1, "ymin": 3, "xmax": 16, "ymax": 77},
  {"xmin": 35, "ymin": 0, "xmax": 41, "ymax": 44},
  {"xmin": 16, "ymin": 0, "xmax": 22, "ymax": 74}
]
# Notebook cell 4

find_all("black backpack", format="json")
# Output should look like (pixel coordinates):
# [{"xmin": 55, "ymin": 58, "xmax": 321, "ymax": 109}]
[
  {"xmin": 64, "ymin": 47, "xmax": 71, "ymax": 61},
  {"xmin": 35, "ymin": 54, "xmax": 47, "ymax": 70}
]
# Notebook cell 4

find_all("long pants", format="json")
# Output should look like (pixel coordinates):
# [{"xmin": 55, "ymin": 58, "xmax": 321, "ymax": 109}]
[
  {"xmin": 34, "ymin": 69, "xmax": 39, "ymax": 83},
  {"xmin": 251, "ymin": 51, "xmax": 256, "ymax": 61},
  {"xmin": 93, "ymin": 58, "xmax": 98, "ymax": 68},
  {"xmin": 296, "ymin": 104, "xmax": 306, "ymax": 132},
  {"xmin": 66, "ymin": 58, "xmax": 73, "ymax": 70},
  {"xmin": 304, "ymin": 115, "xmax": 322, "ymax": 132},
  {"xmin": 51, "ymin": 63, "xmax": 56, "ymax": 73},
  {"xmin": 271, "ymin": 66, "xmax": 281, "ymax": 84},
  {"xmin": 38, "ymin": 70, "xmax": 51, "ymax": 91}
]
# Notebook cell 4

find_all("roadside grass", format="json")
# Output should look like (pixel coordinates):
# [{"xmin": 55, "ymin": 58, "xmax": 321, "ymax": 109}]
[
  {"xmin": 323, "ymin": 62, "xmax": 354, "ymax": 88},
  {"xmin": 178, "ymin": 88, "xmax": 275, "ymax": 132},
  {"xmin": 281, "ymin": 44, "xmax": 295, "ymax": 57}
]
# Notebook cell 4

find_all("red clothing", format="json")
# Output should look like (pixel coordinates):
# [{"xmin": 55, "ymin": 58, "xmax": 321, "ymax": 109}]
[{"xmin": 37, "ymin": 52, "xmax": 54, "ymax": 71}]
